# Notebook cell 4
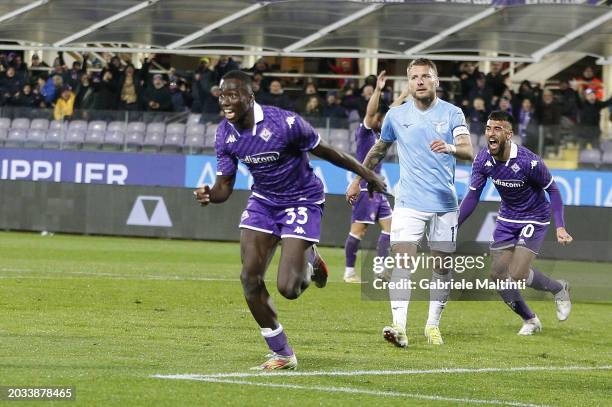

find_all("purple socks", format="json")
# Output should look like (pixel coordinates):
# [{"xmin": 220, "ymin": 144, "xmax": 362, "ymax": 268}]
[
  {"xmin": 377, "ymin": 232, "xmax": 391, "ymax": 257},
  {"xmin": 497, "ymin": 289, "xmax": 535, "ymax": 321},
  {"xmin": 262, "ymin": 325, "xmax": 293, "ymax": 356},
  {"xmin": 345, "ymin": 234, "xmax": 361, "ymax": 268},
  {"xmin": 526, "ymin": 268, "xmax": 563, "ymax": 294}
]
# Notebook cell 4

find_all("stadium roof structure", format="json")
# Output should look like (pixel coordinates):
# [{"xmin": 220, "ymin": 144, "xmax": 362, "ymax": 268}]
[{"xmin": 0, "ymin": 0, "xmax": 611, "ymax": 64}]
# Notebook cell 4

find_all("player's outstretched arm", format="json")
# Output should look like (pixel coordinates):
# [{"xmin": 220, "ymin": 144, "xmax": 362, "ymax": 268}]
[
  {"xmin": 193, "ymin": 173, "xmax": 236, "ymax": 206},
  {"xmin": 311, "ymin": 139, "xmax": 387, "ymax": 195},
  {"xmin": 545, "ymin": 180, "xmax": 573, "ymax": 245},
  {"xmin": 364, "ymin": 71, "xmax": 385, "ymax": 129},
  {"xmin": 345, "ymin": 139, "xmax": 392, "ymax": 203},
  {"xmin": 457, "ymin": 187, "xmax": 482, "ymax": 228}
]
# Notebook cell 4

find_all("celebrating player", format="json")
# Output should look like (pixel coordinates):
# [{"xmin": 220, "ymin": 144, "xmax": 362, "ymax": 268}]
[
  {"xmin": 458, "ymin": 111, "xmax": 572, "ymax": 335},
  {"xmin": 194, "ymin": 70, "xmax": 386, "ymax": 370},
  {"xmin": 343, "ymin": 71, "xmax": 409, "ymax": 283},
  {"xmin": 347, "ymin": 59, "xmax": 474, "ymax": 347}
]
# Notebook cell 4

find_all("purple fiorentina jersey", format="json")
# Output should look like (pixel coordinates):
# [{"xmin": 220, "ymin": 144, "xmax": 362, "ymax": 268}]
[
  {"xmin": 355, "ymin": 123, "xmax": 382, "ymax": 188},
  {"xmin": 469, "ymin": 143, "xmax": 553, "ymax": 223},
  {"xmin": 215, "ymin": 103, "xmax": 324, "ymax": 205}
]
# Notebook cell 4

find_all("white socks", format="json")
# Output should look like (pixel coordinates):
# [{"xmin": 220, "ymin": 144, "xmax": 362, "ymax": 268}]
[{"xmin": 426, "ymin": 270, "xmax": 451, "ymax": 327}]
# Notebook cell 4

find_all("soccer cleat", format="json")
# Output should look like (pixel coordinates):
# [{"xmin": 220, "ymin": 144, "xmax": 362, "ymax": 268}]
[
  {"xmin": 554, "ymin": 280, "xmax": 571, "ymax": 321},
  {"xmin": 310, "ymin": 245, "xmax": 328, "ymax": 288},
  {"xmin": 424, "ymin": 325, "xmax": 444, "ymax": 345},
  {"xmin": 382, "ymin": 324, "xmax": 408, "ymax": 348},
  {"xmin": 517, "ymin": 315, "xmax": 542, "ymax": 336},
  {"xmin": 250, "ymin": 353, "xmax": 298, "ymax": 371},
  {"xmin": 343, "ymin": 274, "xmax": 361, "ymax": 283}
]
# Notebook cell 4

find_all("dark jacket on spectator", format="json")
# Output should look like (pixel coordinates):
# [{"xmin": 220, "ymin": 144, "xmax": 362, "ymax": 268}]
[
  {"xmin": 143, "ymin": 85, "xmax": 173, "ymax": 112},
  {"xmin": 93, "ymin": 78, "xmax": 118, "ymax": 111},
  {"xmin": 75, "ymin": 82, "xmax": 96, "ymax": 110}
]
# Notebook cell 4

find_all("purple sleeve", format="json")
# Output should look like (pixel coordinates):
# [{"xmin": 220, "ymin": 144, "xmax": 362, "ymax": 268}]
[
  {"xmin": 290, "ymin": 114, "xmax": 321, "ymax": 152},
  {"xmin": 458, "ymin": 188, "xmax": 482, "ymax": 228},
  {"xmin": 528, "ymin": 156, "xmax": 553, "ymax": 189},
  {"xmin": 214, "ymin": 127, "xmax": 237, "ymax": 176},
  {"xmin": 545, "ymin": 181, "xmax": 565, "ymax": 228}
]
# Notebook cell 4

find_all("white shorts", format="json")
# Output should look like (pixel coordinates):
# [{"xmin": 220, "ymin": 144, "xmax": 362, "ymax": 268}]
[{"xmin": 390, "ymin": 207, "xmax": 458, "ymax": 253}]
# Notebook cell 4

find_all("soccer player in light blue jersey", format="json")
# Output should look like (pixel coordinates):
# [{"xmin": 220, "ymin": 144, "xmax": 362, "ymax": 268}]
[{"xmin": 347, "ymin": 59, "xmax": 474, "ymax": 347}]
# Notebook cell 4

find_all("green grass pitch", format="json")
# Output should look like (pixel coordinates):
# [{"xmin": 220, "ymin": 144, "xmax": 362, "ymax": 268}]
[{"xmin": 0, "ymin": 231, "xmax": 610, "ymax": 406}]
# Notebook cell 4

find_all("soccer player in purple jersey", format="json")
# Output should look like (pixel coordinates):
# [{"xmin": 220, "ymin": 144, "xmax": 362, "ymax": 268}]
[
  {"xmin": 194, "ymin": 70, "xmax": 386, "ymax": 370},
  {"xmin": 344, "ymin": 71, "xmax": 409, "ymax": 283},
  {"xmin": 458, "ymin": 111, "xmax": 572, "ymax": 335}
]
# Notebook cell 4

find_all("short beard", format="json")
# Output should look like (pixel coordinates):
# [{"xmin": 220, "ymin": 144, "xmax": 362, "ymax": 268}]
[{"xmin": 414, "ymin": 90, "xmax": 435, "ymax": 106}]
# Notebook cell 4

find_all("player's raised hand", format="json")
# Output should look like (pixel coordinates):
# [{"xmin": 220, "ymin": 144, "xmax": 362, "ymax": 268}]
[
  {"xmin": 376, "ymin": 70, "xmax": 387, "ymax": 91},
  {"xmin": 430, "ymin": 139, "xmax": 456, "ymax": 155},
  {"xmin": 193, "ymin": 185, "xmax": 211, "ymax": 206},
  {"xmin": 346, "ymin": 178, "xmax": 361, "ymax": 205},
  {"xmin": 556, "ymin": 227, "xmax": 573, "ymax": 245}
]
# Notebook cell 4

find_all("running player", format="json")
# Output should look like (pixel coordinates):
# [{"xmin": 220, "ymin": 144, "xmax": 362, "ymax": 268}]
[
  {"xmin": 458, "ymin": 110, "xmax": 572, "ymax": 335},
  {"xmin": 347, "ymin": 58, "xmax": 474, "ymax": 347},
  {"xmin": 343, "ymin": 71, "xmax": 409, "ymax": 283},
  {"xmin": 194, "ymin": 70, "xmax": 386, "ymax": 370}
]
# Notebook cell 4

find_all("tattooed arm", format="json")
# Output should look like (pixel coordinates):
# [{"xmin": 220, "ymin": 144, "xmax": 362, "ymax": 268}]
[{"xmin": 346, "ymin": 139, "xmax": 393, "ymax": 203}]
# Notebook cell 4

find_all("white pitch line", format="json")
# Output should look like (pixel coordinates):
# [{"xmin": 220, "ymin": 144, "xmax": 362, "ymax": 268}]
[
  {"xmin": 156, "ymin": 376, "xmax": 548, "ymax": 407},
  {"xmin": 153, "ymin": 365, "xmax": 612, "ymax": 380}
]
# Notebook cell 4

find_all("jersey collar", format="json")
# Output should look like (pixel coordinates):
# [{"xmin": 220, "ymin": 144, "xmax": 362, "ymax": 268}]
[
  {"xmin": 227, "ymin": 102, "xmax": 264, "ymax": 137},
  {"xmin": 488, "ymin": 141, "xmax": 517, "ymax": 166}
]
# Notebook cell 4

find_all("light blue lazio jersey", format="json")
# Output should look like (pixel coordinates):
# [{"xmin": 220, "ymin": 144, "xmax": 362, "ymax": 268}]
[{"xmin": 381, "ymin": 98, "xmax": 469, "ymax": 212}]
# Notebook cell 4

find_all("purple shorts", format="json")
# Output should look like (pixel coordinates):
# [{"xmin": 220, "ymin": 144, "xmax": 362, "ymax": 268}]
[
  {"xmin": 491, "ymin": 219, "xmax": 548, "ymax": 254},
  {"xmin": 351, "ymin": 191, "xmax": 392, "ymax": 224},
  {"xmin": 239, "ymin": 196, "xmax": 323, "ymax": 242}
]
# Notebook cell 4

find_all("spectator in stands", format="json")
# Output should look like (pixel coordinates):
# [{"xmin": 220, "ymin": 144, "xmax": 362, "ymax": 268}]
[
  {"xmin": 41, "ymin": 74, "xmax": 63, "ymax": 105},
  {"xmin": 457, "ymin": 61, "xmax": 479, "ymax": 106},
  {"xmin": 467, "ymin": 73, "xmax": 493, "ymax": 109},
  {"xmin": 557, "ymin": 79, "xmax": 579, "ymax": 123},
  {"xmin": 201, "ymin": 85, "xmax": 221, "ymax": 118},
  {"xmin": 143, "ymin": 73, "xmax": 172, "ymax": 112},
  {"xmin": 295, "ymin": 83, "xmax": 323, "ymax": 115},
  {"xmin": 342, "ymin": 83, "xmax": 373, "ymax": 119},
  {"xmin": 247, "ymin": 58, "xmax": 271, "ymax": 90},
  {"xmin": 192, "ymin": 57, "xmax": 218, "ymax": 112},
  {"xmin": 485, "ymin": 61, "xmax": 506, "ymax": 98},
  {"xmin": 75, "ymin": 73, "xmax": 96, "ymax": 111},
  {"xmin": 536, "ymin": 88, "xmax": 562, "ymax": 149},
  {"xmin": 322, "ymin": 90, "xmax": 347, "ymax": 121},
  {"xmin": 260, "ymin": 79, "xmax": 293, "ymax": 111},
  {"xmin": 214, "ymin": 56, "xmax": 240, "ymax": 79},
  {"xmin": 498, "ymin": 96, "xmax": 513, "ymax": 117},
  {"xmin": 467, "ymin": 97, "xmax": 488, "ymax": 137},
  {"xmin": 54, "ymin": 85, "xmax": 75, "ymax": 120},
  {"xmin": 28, "ymin": 54, "xmax": 48, "ymax": 83},
  {"xmin": 0, "ymin": 66, "xmax": 23, "ymax": 104},
  {"xmin": 577, "ymin": 88, "xmax": 612, "ymax": 148},
  {"xmin": 93, "ymin": 70, "xmax": 118, "ymax": 111},
  {"xmin": 517, "ymin": 80, "xmax": 535, "ymax": 102},
  {"xmin": 11, "ymin": 83, "xmax": 38, "ymax": 108},
  {"xmin": 328, "ymin": 58, "xmax": 358, "ymax": 88},
  {"xmin": 517, "ymin": 98, "xmax": 538, "ymax": 149},
  {"xmin": 574, "ymin": 66, "xmax": 604, "ymax": 100},
  {"xmin": 118, "ymin": 64, "xmax": 143, "ymax": 111},
  {"xmin": 303, "ymin": 95, "xmax": 322, "ymax": 119},
  {"xmin": 169, "ymin": 80, "xmax": 192, "ymax": 112}
]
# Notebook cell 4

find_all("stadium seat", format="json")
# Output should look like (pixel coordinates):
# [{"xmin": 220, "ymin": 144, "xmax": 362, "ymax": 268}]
[
  {"xmin": 142, "ymin": 132, "xmax": 164, "ymax": 152},
  {"xmin": 68, "ymin": 120, "xmax": 88, "ymax": 132},
  {"xmin": 107, "ymin": 121, "xmax": 127, "ymax": 133},
  {"xmin": 5, "ymin": 128, "xmax": 27, "ymax": 147},
  {"xmin": 30, "ymin": 118, "xmax": 49, "ymax": 131},
  {"xmin": 203, "ymin": 134, "xmax": 216, "ymax": 148},
  {"xmin": 63, "ymin": 129, "xmax": 86, "ymax": 149},
  {"xmin": 103, "ymin": 131, "xmax": 125, "ymax": 150},
  {"xmin": 43, "ymin": 129, "xmax": 63, "ymax": 149},
  {"xmin": 187, "ymin": 113, "xmax": 202, "ymax": 126},
  {"xmin": 11, "ymin": 118, "xmax": 30, "ymax": 130},
  {"xmin": 600, "ymin": 139, "xmax": 612, "ymax": 153},
  {"xmin": 329, "ymin": 128, "xmax": 349, "ymax": 142},
  {"xmin": 84, "ymin": 130, "xmax": 105, "ymax": 150},
  {"xmin": 147, "ymin": 122, "xmax": 166, "ymax": 134},
  {"xmin": 49, "ymin": 120, "xmax": 64, "ymax": 131},
  {"xmin": 315, "ymin": 127, "xmax": 329, "ymax": 141},
  {"xmin": 166, "ymin": 123, "xmax": 186, "ymax": 136},
  {"xmin": 127, "ymin": 121, "xmax": 146, "ymax": 134},
  {"xmin": 0, "ymin": 128, "xmax": 7, "ymax": 144},
  {"xmin": 125, "ymin": 132, "xmax": 144, "ymax": 151},
  {"xmin": 88, "ymin": 120, "xmax": 107, "ymax": 132},
  {"xmin": 185, "ymin": 134, "xmax": 205, "ymax": 154},
  {"xmin": 162, "ymin": 134, "xmax": 184, "ymax": 153},
  {"xmin": 578, "ymin": 149, "xmax": 602, "ymax": 168},
  {"xmin": 186, "ymin": 124, "xmax": 206, "ymax": 138},
  {"xmin": 205, "ymin": 123, "xmax": 218, "ymax": 138},
  {"xmin": 24, "ymin": 129, "xmax": 46, "ymax": 148},
  {"xmin": 601, "ymin": 150, "xmax": 612, "ymax": 167},
  {"xmin": 0, "ymin": 117, "xmax": 11, "ymax": 130}
]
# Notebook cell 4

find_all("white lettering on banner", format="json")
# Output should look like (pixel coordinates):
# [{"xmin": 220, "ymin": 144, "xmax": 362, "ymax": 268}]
[
  {"xmin": 574, "ymin": 177, "xmax": 581, "ymax": 206},
  {"xmin": 197, "ymin": 162, "xmax": 216, "ymax": 187},
  {"xmin": 555, "ymin": 177, "xmax": 572, "ymax": 205},
  {"xmin": 605, "ymin": 185, "xmax": 612, "ymax": 207},
  {"xmin": 10, "ymin": 160, "xmax": 30, "ymax": 180},
  {"xmin": 84, "ymin": 163, "xmax": 105, "ymax": 183},
  {"xmin": 313, "ymin": 166, "xmax": 328, "ymax": 193},
  {"xmin": 32, "ymin": 161, "xmax": 52, "ymax": 181},
  {"xmin": 126, "ymin": 196, "xmax": 173, "ymax": 227},
  {"xmin": 106, "ymin": 164, "xmax": 127, "ymax": 184}
]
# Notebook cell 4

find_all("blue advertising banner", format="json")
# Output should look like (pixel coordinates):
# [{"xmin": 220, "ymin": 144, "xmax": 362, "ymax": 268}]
[
  {"xmin": 185, "ymin": 155, "xmax": 612, "ymax": 208},
  {"xmin": 2, "ymin": 149, "xmax": 610, "ymax": 207},
  {"xmin": 0, "ymin": 149, "xmax": 185, "ymax": 187}
]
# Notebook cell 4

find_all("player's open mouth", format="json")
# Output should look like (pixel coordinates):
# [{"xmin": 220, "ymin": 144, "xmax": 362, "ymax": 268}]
[
  {"xmin": 488, "ymin": 137, "xmax": 499, "ymax": 149},
  {"xmin": 224, "ymin": 109, "xmax": 236, "ymax": 120}
]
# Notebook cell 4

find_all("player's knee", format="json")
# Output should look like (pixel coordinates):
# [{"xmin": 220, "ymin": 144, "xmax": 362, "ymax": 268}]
[
  {"xmin": 277, "ymin": 281, "xmax": 301, "ymax": 300},
  {"xmin": 240, "ymin": 269, "xmax": 264, "ymax": 298}
]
